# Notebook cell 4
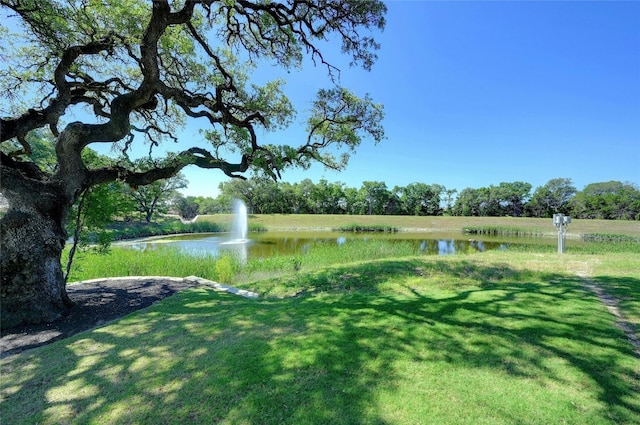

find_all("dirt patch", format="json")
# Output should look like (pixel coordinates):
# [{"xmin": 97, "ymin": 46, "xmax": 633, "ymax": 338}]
[
  {"xmin": 577, "ymin": 272, "xmax": 640, "ymax": 358},
  {"xmin": 0, "ymin": 277, "xmax": 199, "ymax": 358}
]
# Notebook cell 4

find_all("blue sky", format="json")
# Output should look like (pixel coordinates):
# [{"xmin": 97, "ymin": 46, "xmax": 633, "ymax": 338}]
[{"xmin": 180, "ymin": 0, "xmax": 639, "ymax": 197}]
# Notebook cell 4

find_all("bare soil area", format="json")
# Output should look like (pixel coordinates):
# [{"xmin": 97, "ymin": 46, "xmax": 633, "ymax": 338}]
[{"xmin": 1, "ymin": 277, "xmax": 199, "ymax": 358}]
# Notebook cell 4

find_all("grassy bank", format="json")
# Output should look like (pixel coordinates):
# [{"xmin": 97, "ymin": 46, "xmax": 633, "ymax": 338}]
[
  {"xmin": 64, "ymin": 233, "xmax": 640, "ymax": 285},
  {"xmin": 3, "ymin": 250, "xmax": 639, "ymax": 424},
  {"xmin": 200, "ymin": 214, "xmax": 640, "ymax": 237},
  {"xmin": 65, "ymin": 239, "xmax": 431, "ymax": 284}
]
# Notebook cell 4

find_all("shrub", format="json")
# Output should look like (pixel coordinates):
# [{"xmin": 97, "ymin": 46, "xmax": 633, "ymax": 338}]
[{"xmin": 215, "ymin": 256, "xmax": 237, "ymax": 282}]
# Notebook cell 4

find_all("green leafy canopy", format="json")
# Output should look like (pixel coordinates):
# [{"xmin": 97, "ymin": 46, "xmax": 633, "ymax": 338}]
[{"xmin": 1, "ymin": 0, "xmax": 387, "ymax": 187}]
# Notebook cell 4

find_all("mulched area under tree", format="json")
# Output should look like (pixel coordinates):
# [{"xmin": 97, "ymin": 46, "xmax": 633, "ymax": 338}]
[{"xmin": 0, "ymin": 277, "xmax": 200, "ymax": 358}]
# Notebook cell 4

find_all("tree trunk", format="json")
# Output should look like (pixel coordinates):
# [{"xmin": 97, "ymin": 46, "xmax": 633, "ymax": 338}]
[{"xmin": 1, "ymin": 206, "xmax": 72, "ymax": 330}]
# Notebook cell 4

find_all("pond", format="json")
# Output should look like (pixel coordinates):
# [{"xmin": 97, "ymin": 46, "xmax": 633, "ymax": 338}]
[{"xmin": 120, "ymin": 231, "xmax": 531, "ymax": 261}]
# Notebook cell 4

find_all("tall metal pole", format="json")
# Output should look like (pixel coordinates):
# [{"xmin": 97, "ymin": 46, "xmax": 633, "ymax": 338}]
[
  {"xmin": 554, "ymin": 214, "xmax": 564, "ymax": 254},
  {"xmin": 558, "ymin": 220, "xmax": 563, "ymax": 254},
  {"xmin": 553, "ymin": 214, "xmax": 570, "ymax": 254}
]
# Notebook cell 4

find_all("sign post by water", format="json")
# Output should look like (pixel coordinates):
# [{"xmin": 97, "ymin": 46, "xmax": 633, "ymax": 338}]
[{"xmin": 553, "ymin": 213, "xmax": 571, "ymax": 254}]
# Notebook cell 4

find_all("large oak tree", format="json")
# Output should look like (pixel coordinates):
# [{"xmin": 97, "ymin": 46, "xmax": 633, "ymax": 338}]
[{"xmin": 0, "ymin": 0, "xmax": 385, "ymax": 328}]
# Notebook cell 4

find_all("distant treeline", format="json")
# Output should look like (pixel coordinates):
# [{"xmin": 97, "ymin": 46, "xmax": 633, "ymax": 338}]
[{"xmin": 173, "ymin": 178, "xmax": 640, "ymax": 220}]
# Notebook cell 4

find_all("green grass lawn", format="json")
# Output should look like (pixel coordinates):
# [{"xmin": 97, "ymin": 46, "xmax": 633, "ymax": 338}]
[{"xmin": 2, "ymin": 250, "xmax": 639, "ymax": 424}]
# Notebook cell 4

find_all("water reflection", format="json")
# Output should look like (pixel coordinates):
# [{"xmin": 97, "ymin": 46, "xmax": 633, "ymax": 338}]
[{"xmin": 124, "ymin": 231, "xmax": 511, "ymax": 260}]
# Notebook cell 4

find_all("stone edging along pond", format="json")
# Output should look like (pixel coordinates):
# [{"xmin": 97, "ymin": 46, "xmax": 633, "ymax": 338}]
[
  {"xmin": 184, "ymin": 275, "xmax": 260, "ymax": 299},
  {"xmin": 74, "ymin": 275, "xmax": 260, "ymax": 299}
]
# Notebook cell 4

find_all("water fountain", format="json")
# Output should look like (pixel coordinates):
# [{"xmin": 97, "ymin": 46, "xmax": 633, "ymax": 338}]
[
  {"xmin": 229, "ymin": 199, "xmax": 248, "ymax": 242},
  {"xmin": 219, "ymin": 199, "xmax": 250, "ymax": 263}
]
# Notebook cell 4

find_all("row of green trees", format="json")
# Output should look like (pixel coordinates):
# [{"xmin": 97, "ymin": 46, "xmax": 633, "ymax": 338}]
[
  {"xmin": 5, "ymin": 138, "xmax": 636, "ymax": 222},
  {"xmin": 175, "ymin": 177, "xmax": 640, "ymax": 220},
  {"xmin": 6, "ymin": 135, "xmax": 636, "ymax": 225},
  {"xmin": 4, "ymin": 138, "xmax": 636, "ymax": 223}
]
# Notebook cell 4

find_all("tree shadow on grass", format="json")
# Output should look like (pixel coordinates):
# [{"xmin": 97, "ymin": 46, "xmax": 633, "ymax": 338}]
[{"xmin": 2, "ymin": 260, "xmax": 639, "ymax": 424}]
